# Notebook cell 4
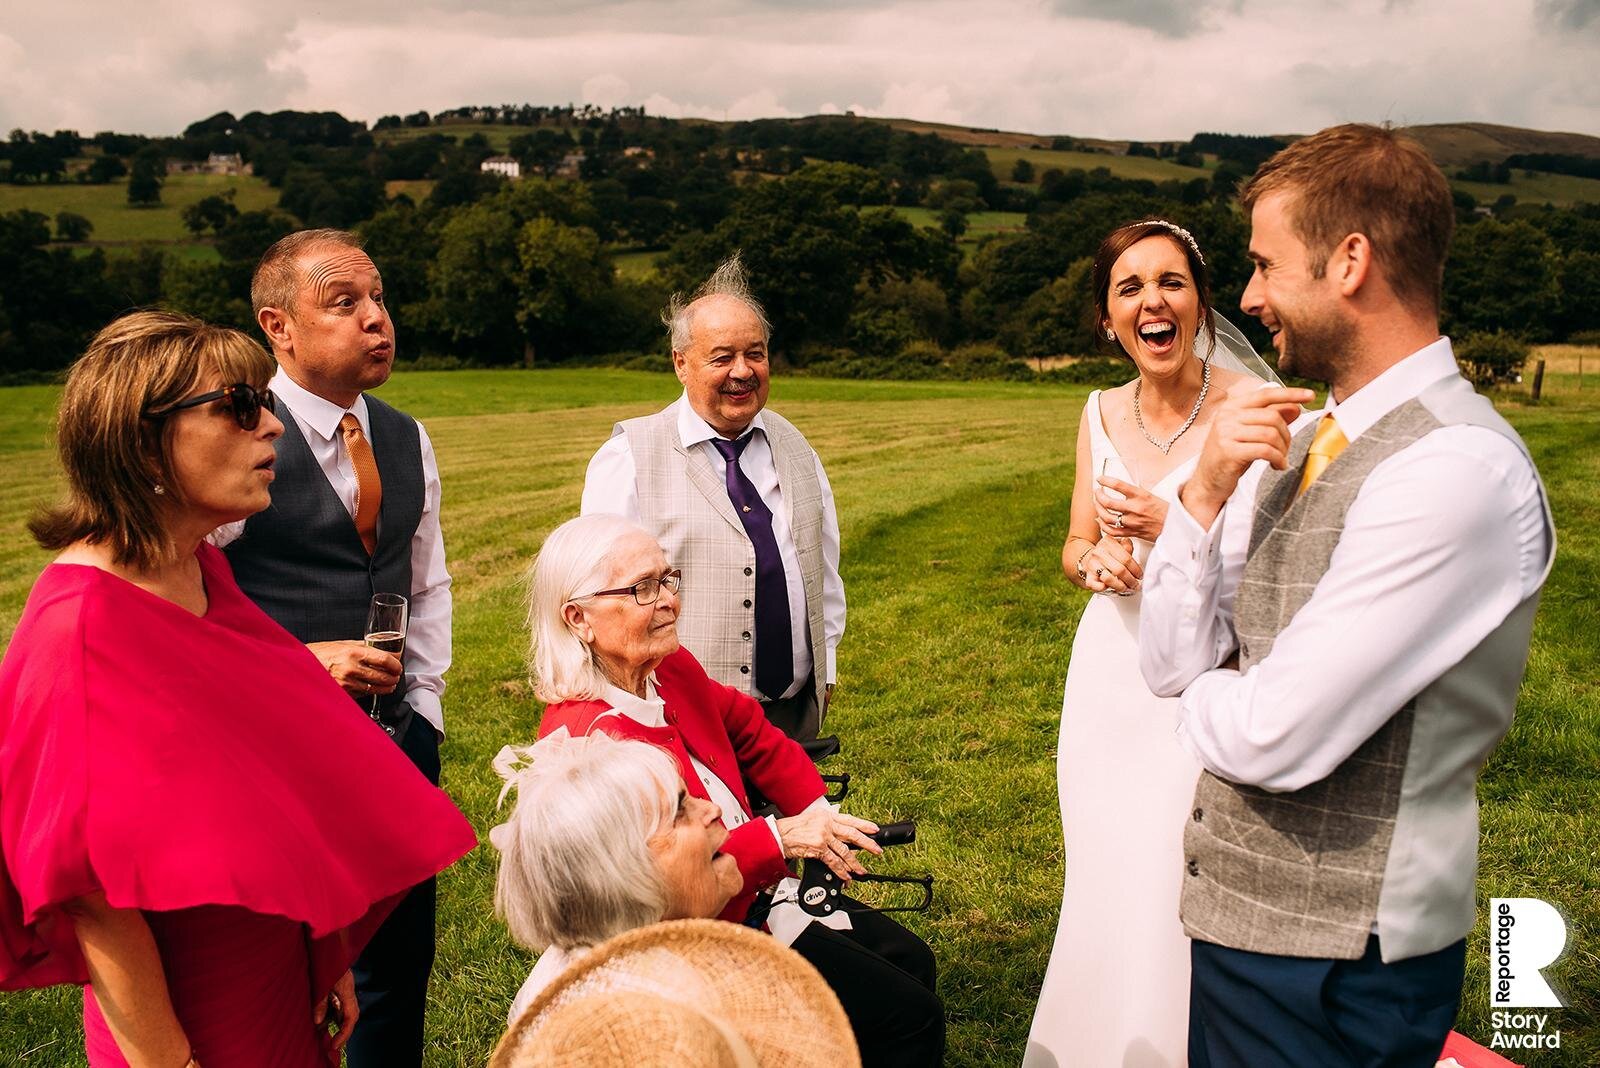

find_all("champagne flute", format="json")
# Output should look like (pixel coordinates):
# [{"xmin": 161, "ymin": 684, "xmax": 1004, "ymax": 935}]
[{"xmin": 365, "ymin": 593, "xmax": 408, "ymax": 735}]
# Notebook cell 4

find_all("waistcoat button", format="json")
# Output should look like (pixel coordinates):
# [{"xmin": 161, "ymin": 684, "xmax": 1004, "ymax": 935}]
[
  {"xmin": 743, "ymin": 599, "xmax": 752, "ymax": 608},
  {"xmin": 1187, "ymin": 859, "xmax": 1199, "ymax": 876},
  {"xmin": 1193, "ymin": 808, "xmax": 1204, "ymax": 822},
  {"xmin": 740, "ymin": 665, "xmax": 750, "ymax": 675},
  {"xmin": 743, "ymin": 566, "xmax": 753, "ymax": 576}
]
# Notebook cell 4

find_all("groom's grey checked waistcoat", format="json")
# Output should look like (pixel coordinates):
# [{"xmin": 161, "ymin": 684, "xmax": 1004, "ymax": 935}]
[
  {"xmin": 1180, "ymin": 377, "xmax": 1553, "ymax": 962},
  {"xmin": 619, "ymin": 407, "xmax": 827, "ymax": 698}
]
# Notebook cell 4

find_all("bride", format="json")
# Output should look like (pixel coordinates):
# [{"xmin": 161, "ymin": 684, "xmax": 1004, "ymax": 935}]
[{"xmin": 1025, "ymin": 219, "xmax": 1277, "ymax": 1067}]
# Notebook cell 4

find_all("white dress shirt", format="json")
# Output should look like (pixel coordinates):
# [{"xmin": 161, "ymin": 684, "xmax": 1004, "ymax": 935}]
[
  {"xmin": 1139, "ymin": 338, "xmax": 1552, "ymax": 792},
  {"xmin": 211, "ymin": 368, "xmax": 453, "ymax": 736},
  {"xmin": 581, "ymin": 393, "xmax": 846, "ymax": 694}
]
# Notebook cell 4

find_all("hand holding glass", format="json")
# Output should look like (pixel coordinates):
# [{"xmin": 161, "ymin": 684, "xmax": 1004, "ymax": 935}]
[{"xmin": 364, "ymin": 593, "xmax": 408, "ymax": 734}]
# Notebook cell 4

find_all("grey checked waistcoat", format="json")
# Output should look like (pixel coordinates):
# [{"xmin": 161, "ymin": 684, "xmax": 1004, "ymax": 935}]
[
  {"xmin": 224, "ymin": 395, "xmax": 424, "ymax": 727},
  {"xmin": 1180, "ymin": 377, "xmax": 1553, "ymax": 961},
  {"xmin": 620, "ymin": 406, "xmax": 827, "ymax": 698}
]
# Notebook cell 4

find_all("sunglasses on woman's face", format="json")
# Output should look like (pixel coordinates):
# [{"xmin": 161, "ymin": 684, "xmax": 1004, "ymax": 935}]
[{"xmin": 144, "ymin": 383, "xmax": 277, "ymax": 431}]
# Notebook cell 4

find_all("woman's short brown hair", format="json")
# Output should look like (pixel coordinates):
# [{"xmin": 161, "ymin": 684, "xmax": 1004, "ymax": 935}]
[
  {"xmin": 1240, "ymin": 123, "xmax": 1454, "ymax": 316},
  {"xmin": 1092, "ymin": 218, "xmax": 1216, "ymax": 357},
  {"xmin": 29, "ymin": 310, "xmax": 275, "ymax": 570}
]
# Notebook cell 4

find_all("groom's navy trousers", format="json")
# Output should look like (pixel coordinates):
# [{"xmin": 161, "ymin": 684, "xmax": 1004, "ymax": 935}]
[{"xmin": 1188, "ymin": 935, "xmax": 1465, "ymax": 1068}]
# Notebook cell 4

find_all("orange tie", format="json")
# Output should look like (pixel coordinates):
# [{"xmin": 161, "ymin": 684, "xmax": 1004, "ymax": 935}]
[
  {"xmin": 1296, "ymin": 415, "xmax": 1349, "ymax": 498},
  {"xmin": 340, "ymin": 412, "xmax": 382, "ymax": 555}
]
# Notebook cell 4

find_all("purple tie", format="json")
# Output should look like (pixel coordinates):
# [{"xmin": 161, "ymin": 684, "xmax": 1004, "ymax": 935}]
[{"xmin": 711, "ymin": 435, "xmax": 794, "ymax": 700}]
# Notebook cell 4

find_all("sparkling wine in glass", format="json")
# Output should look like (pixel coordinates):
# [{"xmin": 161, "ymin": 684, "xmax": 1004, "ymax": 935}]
[{"xmin": 365, "ymin": 593, "xmax": 408, "ymax": 734}]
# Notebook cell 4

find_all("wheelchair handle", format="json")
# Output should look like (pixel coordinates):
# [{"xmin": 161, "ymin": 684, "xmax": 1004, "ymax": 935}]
[{"xmin": 868, "ymin": 820, "xmax": 916, "ymax": 849}]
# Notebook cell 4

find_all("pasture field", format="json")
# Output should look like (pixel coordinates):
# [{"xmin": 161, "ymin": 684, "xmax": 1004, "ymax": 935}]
[
  {"xmin": 0, "ymin": 175, "xmax": 279, "ymax": 244},
  {"xmin": 1454, "ymin": 170, "xmax": 1600, "ymax": 208},
  {"xmin": 374, "ymin": 123, "xmax": 519, "ymax": 151},
  {"xmin": 0, "ymin": 367, "xmax": 1595, "ymax": 1065},
  {"xmin": 984, "ymin": 146, "xmax": 1213, "ymax": 184},
  {"xmin": 385, "ymin": 178, "xmax": 439, "ymax": 203},
  {"xmin": 611, "ymin": 246, "xmax": 665, "ymax": 279},
  {"xmin": 895, "ymin": 206, "xmax": 1029, "ymax": 237}
]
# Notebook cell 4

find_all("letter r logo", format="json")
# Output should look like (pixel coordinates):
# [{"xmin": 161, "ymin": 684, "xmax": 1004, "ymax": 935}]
[{"xmin": 1490, "ymin": 897, "xmax": 1567, "ymax": 1008}]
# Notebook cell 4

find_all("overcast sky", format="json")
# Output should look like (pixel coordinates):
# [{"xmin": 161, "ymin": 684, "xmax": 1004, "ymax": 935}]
[{"xmin": 2, "ymin": 0, "xmax": 1596, "ymax": 139}]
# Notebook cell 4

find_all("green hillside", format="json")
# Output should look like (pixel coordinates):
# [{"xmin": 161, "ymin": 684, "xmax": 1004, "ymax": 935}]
[
  {"xmin": 0, "ymin": 174, "xmax": 278, "ymax": 243},
  {"xmin": 1453, "ymin": 170, "xmax": 1600, "ymax": 209},
  {"xmin": 985, "ymin": 147, "xmax": 1211, "ymax": 184}
]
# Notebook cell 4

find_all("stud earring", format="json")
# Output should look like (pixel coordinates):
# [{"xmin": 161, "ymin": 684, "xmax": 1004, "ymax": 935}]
[{"xmin": 153, "ymin": 483, "xmax": 165, "ymax": 495}]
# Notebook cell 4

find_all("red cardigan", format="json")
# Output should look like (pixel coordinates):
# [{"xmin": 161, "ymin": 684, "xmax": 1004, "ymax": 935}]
[{"xmin": 539, "ymin": 647, "xmax": 825, "ymax": 922}]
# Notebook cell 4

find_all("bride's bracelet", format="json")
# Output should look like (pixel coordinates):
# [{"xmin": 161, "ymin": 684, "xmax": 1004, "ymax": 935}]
[{"xmin": 1074, "ymin": 542, "xmax": 1096, "ymax": 579}]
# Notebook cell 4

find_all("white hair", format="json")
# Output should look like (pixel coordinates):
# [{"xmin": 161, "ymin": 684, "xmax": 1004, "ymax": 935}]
[
  {"xmin": 489, "ymin": 732, "xmax": 680, "ymax": 952},
  {"xmin": 661, "ymin": 251, "xmax": 772, "ymax": 353},
  {"xmin": 526, "ymin": 513, "xmax": 653, "ymax": 703}
]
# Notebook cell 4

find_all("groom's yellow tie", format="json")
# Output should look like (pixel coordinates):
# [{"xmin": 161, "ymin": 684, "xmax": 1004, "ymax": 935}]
[{"xmin": 1296, "ymin": 415, "xmax": 1348, "ymax": 497}]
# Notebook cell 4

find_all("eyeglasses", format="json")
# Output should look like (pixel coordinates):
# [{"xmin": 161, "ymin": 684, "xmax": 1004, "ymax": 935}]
[
  {"xmin": 580, "ymin": 569, "xmax": 682, "ymax": 606},
  {"xmin": 144, "ymin": 383, "xmax": 277, "ymax": 431}
]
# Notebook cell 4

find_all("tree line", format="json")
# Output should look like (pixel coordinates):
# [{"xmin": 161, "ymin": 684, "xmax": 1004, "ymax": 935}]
[{"xmin": 1, "ymin": 109, "xmax": 1597, "ymax": 379}]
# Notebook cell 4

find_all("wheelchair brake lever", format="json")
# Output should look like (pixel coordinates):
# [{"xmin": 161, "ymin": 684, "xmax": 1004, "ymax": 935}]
[
  {"xmin": 797, "ymin": 862, "xmax": 935, "ymax": 917},
  {"xmin": 821, "ymin": 772, "xmax": 850, "ymax": 803}
]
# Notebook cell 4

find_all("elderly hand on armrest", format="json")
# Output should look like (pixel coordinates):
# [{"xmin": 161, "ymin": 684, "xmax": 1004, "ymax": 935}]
[{"xmin": 777, "ymin": 798, "xmax": 881, "ymax": 882}]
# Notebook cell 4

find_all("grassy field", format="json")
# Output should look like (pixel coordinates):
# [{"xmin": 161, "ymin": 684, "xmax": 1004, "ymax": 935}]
[
  {"xmin": 1454, "ymin": 170, "xmax": 1600, "ymax": 208},
  {"xmin": 385, "ymin": 179, "xmax": 439, "ymax": 203},
  {"xmin": 0, "ymin": 175, "xmax": 280, "ymax": 245},
  {"xmin": 611, "ymin": 247, "xmax": 665, "ymax": 280},
  {"xmin": 984, "ymin": 146, "xmax": 1213, "ymax": 184},
  {"xmin": 375, "ymin": 123, "xmax": 519, "ymax": 152},
  {"xmin": 895, "ymin": 207, "xmax": 1029, "ymax": 257},
  {"xmin": 0, "ymin": 366, "xmax": 1595, "ymax": 1065}
]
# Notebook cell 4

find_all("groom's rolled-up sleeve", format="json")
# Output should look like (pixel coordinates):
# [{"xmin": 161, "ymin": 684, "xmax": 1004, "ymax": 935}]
[{"xmin": 1139, "ymin": 467, "xmax": 1260, "ymax": 698}]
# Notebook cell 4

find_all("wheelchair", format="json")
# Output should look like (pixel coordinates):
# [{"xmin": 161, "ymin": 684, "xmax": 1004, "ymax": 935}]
[{"xmin": 748, "ymin": 734, "xmax": 935, "ymax": 923}]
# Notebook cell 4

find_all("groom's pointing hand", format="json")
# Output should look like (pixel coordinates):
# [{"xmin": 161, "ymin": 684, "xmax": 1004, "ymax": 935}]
[{"xmin": 1182, "ymin": 387, "xmax": 1316, "ymax": 530}]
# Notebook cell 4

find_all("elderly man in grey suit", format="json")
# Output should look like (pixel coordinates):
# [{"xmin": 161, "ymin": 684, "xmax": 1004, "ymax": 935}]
[
  {"xmin": 581, "ymin": 255, "xmax": 844, "ymax": 742},
  {"xmin": 1139, "ymin": 125, "xmax": 1554, "ymax": 1067}
]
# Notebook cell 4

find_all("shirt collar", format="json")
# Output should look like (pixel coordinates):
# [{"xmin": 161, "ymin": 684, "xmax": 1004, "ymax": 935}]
[
  {"xmin": 673, "ymin": 392, "xmax": 767, "ymax": 451},
  {"xmin": 1321, "ymin": 337, "xmax": 1458, "ymax": 443},
  {"xmin": 599, "ymin": 676, "xmax": 665, "ymax": 728},
  {"xmin": 269, "ymin": 366, "xmax": 369, "ymax": 442}
]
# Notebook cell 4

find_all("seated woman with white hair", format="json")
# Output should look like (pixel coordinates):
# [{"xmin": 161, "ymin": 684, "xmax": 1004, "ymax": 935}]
[
  {"xmin": 525, "ymin": 513, "xmax": 944, "ymax": 1068},
  {"xmin": 491, "ymin": 731, "xmax": 743, "ymax": 1024}
]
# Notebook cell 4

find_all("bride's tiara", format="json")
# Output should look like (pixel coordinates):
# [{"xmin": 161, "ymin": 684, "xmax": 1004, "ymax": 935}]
[{"xmin": 1146, "ymin": 219, "xmax": 1205, "ymax": 267}]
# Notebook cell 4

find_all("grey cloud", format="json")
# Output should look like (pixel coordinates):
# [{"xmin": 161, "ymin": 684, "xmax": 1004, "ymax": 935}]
[
  {"xmin": 1536, "ymin": 0, "xmax": 1600, "ymax": 31},
  {"xmin": 1048, "ymin": 0, "xmax": 1243, "ymax": 38}
]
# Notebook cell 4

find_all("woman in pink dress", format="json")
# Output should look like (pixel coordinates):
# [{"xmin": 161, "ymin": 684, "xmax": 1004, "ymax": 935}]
[{"xmin": 0, "ymin": 311, "xmax": 476, "ymax": 1066}]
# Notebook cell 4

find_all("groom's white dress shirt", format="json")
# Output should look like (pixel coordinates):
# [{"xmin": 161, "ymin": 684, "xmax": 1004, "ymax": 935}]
[{"xmin": 1140, "ymin": 338, "xmax": 1552, "ymax": 792}]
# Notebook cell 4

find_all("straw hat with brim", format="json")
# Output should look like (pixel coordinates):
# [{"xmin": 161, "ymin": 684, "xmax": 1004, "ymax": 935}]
[{"xmin": 490, "ymin": 919, "xmax": 860, "ymax": 1068}]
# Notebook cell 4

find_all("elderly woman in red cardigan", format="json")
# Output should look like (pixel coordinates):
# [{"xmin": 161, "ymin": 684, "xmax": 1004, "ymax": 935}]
[{"xmin": 528, "ymin": 513, "xmax": 943, "ymax": 1067}]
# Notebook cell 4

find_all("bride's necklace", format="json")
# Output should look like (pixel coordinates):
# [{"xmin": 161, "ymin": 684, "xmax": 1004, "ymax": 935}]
[{"xmin": 1134, "ymin": 361, "xmax": 1211, "ymax": 455}]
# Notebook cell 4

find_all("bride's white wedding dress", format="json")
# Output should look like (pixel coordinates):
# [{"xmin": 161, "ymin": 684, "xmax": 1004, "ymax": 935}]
[{"xmin": 1024, "ymin": 390, "xmax": 1200, "ymax": 1068}]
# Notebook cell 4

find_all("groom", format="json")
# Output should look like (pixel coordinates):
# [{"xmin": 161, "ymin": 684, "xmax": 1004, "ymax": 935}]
[{"xmin": 1139, "ymin": 124, "xmax": 1554, "ymax": 1066}]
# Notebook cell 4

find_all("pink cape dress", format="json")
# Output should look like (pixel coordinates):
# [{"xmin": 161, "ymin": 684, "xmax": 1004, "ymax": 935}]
[{"xmin": 0, "ymin": 543, "xmax": 477, "ymax": 1065}]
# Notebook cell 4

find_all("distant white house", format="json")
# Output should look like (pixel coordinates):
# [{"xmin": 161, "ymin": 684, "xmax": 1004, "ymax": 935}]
[
  {"xmin": 165, "ymin": 152, "xmax": 252, "ymax": 177},
  {"xmin": 555, "ymin": 152, "xmax": 586, "ymax": 178},
  {"xmin": 480, "ymin": 155, "xmax": 521, "ymax": 179}
]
